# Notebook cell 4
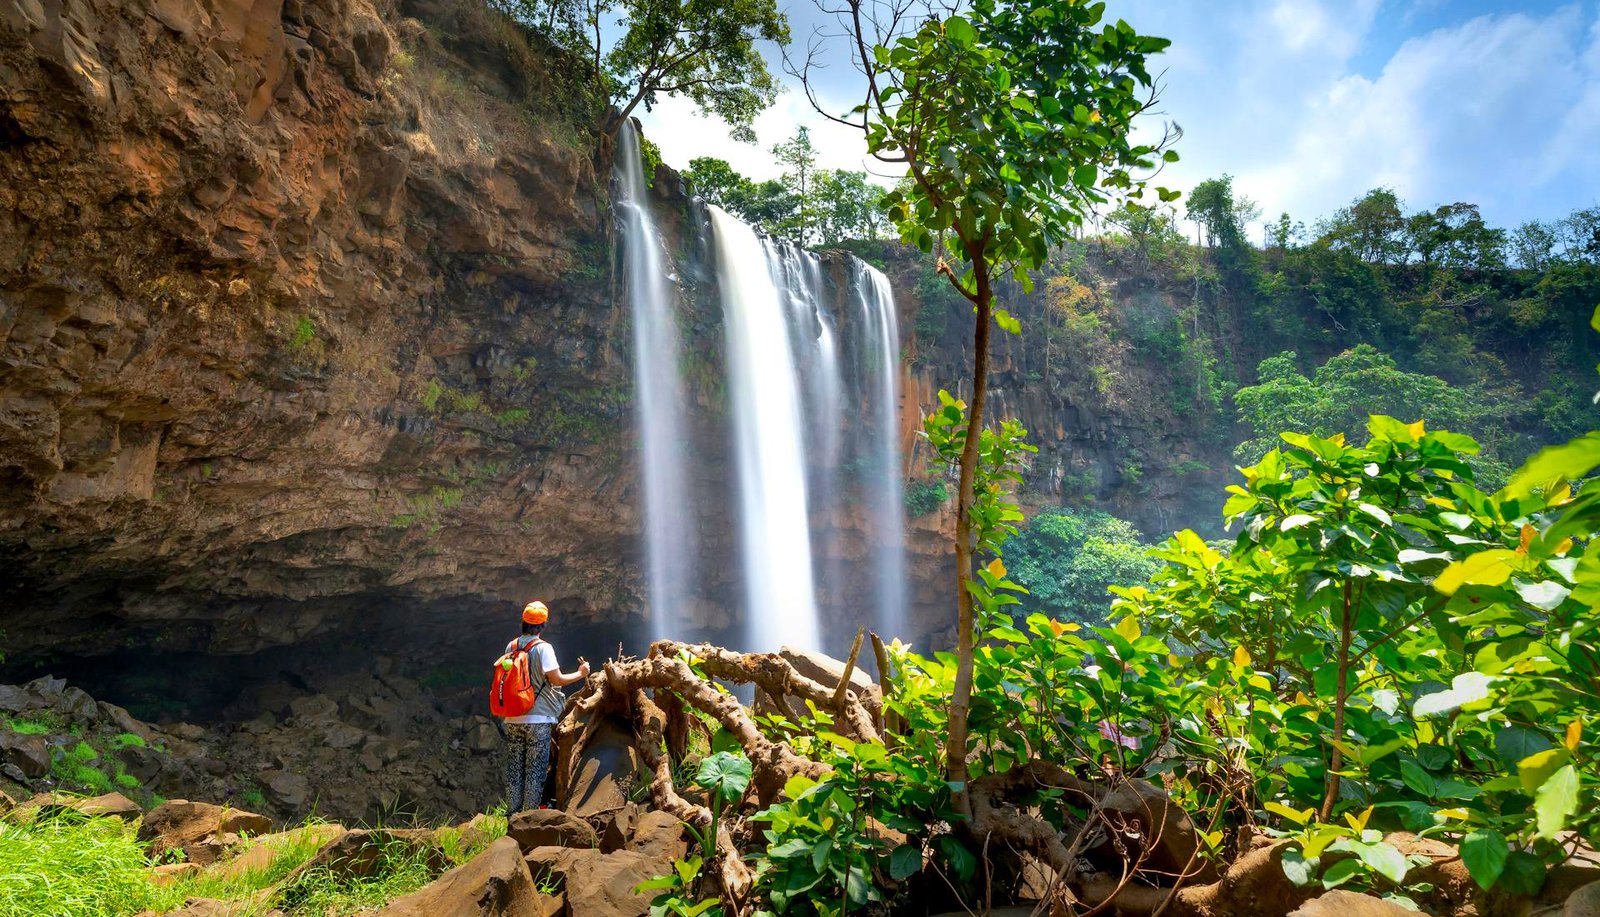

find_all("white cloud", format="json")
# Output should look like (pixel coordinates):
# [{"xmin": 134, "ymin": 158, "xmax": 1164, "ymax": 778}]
[
  {"xmin": 1239, "ymin": 4, "xmax": 1600, "ymax": 231},
  {"xmin": 635, "ymin": 0, "xmax": 1600, "ymax": 237}
]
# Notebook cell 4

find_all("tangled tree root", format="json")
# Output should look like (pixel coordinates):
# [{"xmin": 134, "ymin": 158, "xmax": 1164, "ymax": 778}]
[{"xmin": 552, "ymin": 640, "xmax": 1305, "ymax": 917}]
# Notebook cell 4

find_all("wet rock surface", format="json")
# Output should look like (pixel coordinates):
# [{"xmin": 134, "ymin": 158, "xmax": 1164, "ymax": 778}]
[{"xmin": 0, "ymin": 672, "xmax": 510, "ymax": 823}]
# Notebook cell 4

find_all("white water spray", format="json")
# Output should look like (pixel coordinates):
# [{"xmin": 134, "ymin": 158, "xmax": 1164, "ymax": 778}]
[
  {"xmin": 616, "ymin": 122, "xmax": 693, "ymax": 641},
  {"xmin": 710, "ymin": 206, "xmax": 822, "ymax": 651}
]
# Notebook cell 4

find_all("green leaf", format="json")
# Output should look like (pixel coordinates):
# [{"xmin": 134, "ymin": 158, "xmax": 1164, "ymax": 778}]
[
  {"xmin": 1399, "ymin": 759, "xmax": 1437, "ymax": 797},
  {"xmin": 1533, "ymin": 765, "xmax": 1578, "ymax": 839},
  {"xmin": 695, "ymin": 751, "xmax": 753, "ymax": 805},
  {"xmin": 1281, "ymin": 514, "xmax": 1317, "ymax": 531},
  {"xmin": 1495, "ymin": 727, "xmax": 1554, "ymax": 768},
  {"xmin": 1355, "ymin": 841, "xmax": 1409, "ymax": 884},
  {"xmin": 1320, "ymin": 858, "xmax": 1362, "ymax": 889},
  {"xmin": 889, "ymin": 844, "xmax": 922, "ymax": 880},
  {"xmin": 1413, "ymin": 672, "xmax": 1497, "ymax": 717},
  {"xmin": 1518, "ymin": 747, "xmax": 1571, "ymax": 793},
  {"xmin": 1514, "ymin": 579, "xmax": 1570, "ymax": 611},
  {"xmin": 1504, "ymin": 432, "xmax": 1600, "ymax": 498},
  {"xmin": 1434, "ymin": 549, "xmax": 1518, "ymax": 595},
  {"xmin": 1281, "ymin": 846, "xmax": 1318, "ymax": 886},
  {"xmin": 1460, "ymin": 830, "xmax": 1509, "ymax": 890},
  {"xmin": 1499, "ymin": 851, "xmax": 1547, "ymax": 896},
  {"xmin": 944, "ymin": 15, "xmax": 976, "ymax": 46}
]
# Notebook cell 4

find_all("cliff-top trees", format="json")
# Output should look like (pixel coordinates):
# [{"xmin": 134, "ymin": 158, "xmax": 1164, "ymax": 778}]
[
  {"xmin": 797, "ymin": 0, "xmax": 1177, "ymax": 816},
  {"xmin": 498, "ymin": 0, "xmax": 789, "ymax": 139}
]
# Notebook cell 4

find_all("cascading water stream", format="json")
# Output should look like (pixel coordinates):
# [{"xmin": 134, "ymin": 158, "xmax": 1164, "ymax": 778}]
[
  {"xmin": 709, "ymin": 206, "xmax": 823, "ymax": 651},
  {"xmin": 858, "ymin": 264, "xmax": 907, "ymax": 640},
  {"xmin": 616, "ymin": 122, "xmax": 693, "ymax": 642}
]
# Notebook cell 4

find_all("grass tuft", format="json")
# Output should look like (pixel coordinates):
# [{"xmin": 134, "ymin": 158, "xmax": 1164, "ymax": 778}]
[{"xmin": 0, "ymin": 812, "xmax": 185, "ymax": 917}]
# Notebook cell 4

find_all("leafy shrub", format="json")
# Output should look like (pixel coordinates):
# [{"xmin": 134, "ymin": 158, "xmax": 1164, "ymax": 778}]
[{"xmin": 902, "ymin": 478, "xmax": 948, "ymax": 517}]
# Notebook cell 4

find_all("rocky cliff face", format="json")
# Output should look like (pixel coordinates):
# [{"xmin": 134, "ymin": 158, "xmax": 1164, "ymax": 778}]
[{"xmin": 0, "ymin": 0, "xmax": 646, "ymax": 679}]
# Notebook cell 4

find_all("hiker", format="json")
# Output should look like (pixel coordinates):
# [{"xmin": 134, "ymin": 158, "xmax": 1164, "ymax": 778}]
[{"xmin": 491, "ymin": 600, "xmax": 589, "ymax": 813}]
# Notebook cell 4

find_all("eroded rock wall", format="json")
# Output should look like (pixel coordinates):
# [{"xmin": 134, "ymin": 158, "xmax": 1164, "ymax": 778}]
[{"xmin": 0, "ymin": 0, "xmax": 637, "ymax": 670}]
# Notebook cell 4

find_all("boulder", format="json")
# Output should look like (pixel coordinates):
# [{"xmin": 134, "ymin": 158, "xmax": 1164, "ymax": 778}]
[
  {"xmin": 525, "ymin": 847, "xmax": 671, "ymax": 917},
  {"xmin": 285, "ymin": 828, "xmax": 447, "ymax": 883},
  {"xmin": 373, "ymin": 836, "xmax": 558, "ymax": 917},
  {"xmin": 1290, "ymin": 890, "xmax": 1422, "ymax": 917},
  {"xmin": 0, "ymin": 684, "xmax": 31, "ymax": 713},
  {"xmin": 600, "ymin": 803, "xmax": 639, "ymax": 853},
  {"xmin": 562, "ymin": 717, "xmax": 641, "ymax": 817},
  {"xmin": 625, "ymin": 810, "xmax": 687, "ymax": 861},
  {"xmin": 263, "ymin": 770, "xmax": 310, "ymax": 809},
  {"xmin": 139, "ymin": 800, "xmax": 274, "ymax": 864},
  {"xmin": 0, "ymin": 732, "xmax": 50, "ymax": 778},
  {"xmin": 214, "ymin": 823, "xmax": 347, "ymax": 880},
  {"xmin": 67, "ymin": 792, "xmax": 142, "ymax": 820},
  {"xmin": 15, "ymin": 791, "xmax": 142, "ymax": 822},
  {"xmin": 508, "ymin": 808, "xmax": 598, "ymax": 851},
  {"xmin": 1568, "ymin": 881, "xmax": 1600, "ymax": 917},
  {"xmin": 0, "ymin": 788, "xmax": 14, "ymax": 814},
  {"xmin": 150, "ymin": 862, "xmax": 203, "ymax": 885}
]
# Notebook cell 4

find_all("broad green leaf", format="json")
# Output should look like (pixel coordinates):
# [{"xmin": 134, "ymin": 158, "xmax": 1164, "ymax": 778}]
[
  {"xmin": 1281, "ymin": 846, "xmax": 1318, "ymax": 886},
  {"xmin": 1460, "ymin": 830, "xmax": 1509, "ymax": 890},
  {"xmin": 1434, "ymin": 549, "xmax": 1518, "ymax": 595},
  {"xmin": 889, "ymin": 844, "xmax": 922, "ymax": 880},
  {"xmin": 1503, "ymin": 432, "xmax": 1600, "ymax": 499},
  {"xmin": 1413, "ymin": 672, "xmax": 1497, "ymax": 717},
  {"xmin": 1514, "ymin": 579, "xmax": 1570, "ymax": 611},
  {"xmin": 1356, "ymin": 841, "xmax": 1409, "ymax": 884},
  {"xmin": 1533, "ymin": 765, "xmax": 1578, "ymax": 839},
  {"xmin": 1400, "ymin": 759, "xmax": 1437, "ymax": 797},
  {"xmin": 1499, "ymin": 851, "xmax": 1547, "ymax": 896},
  {"xmin": 1281, "ymin": 514, "xmax": 1317, "ymax": 531},
  {"xmin": 944, "ymin": 15, "xmax": 976, "ymax": 45},
  {"xmin": 1496, "ymin": 727, "xmax": 1554, "ymax": 768},
  {"xmin": 1518, "ymin": 747, "xmax": 1571, "ymax": 793}
]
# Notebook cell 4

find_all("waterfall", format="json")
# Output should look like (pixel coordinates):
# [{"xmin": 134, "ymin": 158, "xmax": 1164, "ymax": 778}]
[
  {"xmin": 858, "ymin": 263, "xmax": 906, "ymax": 640},
  {"xmin": 709, "ymin": 206, "xmax": 822, "ymax": 651},
  {"xmin": 615, "ymin": 127, "xmax": 909, "ymax": 652},
  {"xmin": 616, "ymin": 122, "xmax": 693, "ymax": 642}
]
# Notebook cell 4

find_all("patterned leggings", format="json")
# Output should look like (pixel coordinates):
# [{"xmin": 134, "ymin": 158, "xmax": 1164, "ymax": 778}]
[{"xmin": 504, "ymin": 722, "xmax": 553, "ymax": 813}]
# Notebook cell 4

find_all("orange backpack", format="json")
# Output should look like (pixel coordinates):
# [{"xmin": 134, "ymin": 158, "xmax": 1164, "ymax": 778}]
[{"xmin": 489, "ymin": 638, "xmax": 544, "ymax": 718}]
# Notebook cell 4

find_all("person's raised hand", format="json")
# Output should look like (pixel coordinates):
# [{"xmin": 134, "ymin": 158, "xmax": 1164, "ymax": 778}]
[{"xmin": 578, "ymin": 658, "xmax": 591, "ymax": 678}]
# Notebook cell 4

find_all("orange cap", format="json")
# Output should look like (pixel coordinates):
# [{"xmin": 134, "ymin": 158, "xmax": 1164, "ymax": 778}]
[{"xmin": 522, "ymin": 601, "xmax": 549, "ymax": 625}]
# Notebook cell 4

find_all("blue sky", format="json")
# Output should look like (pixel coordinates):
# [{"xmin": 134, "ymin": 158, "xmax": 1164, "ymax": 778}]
[{"xmin": 636, "ymin": 0, "xmax": 1600, "ymax": 241}]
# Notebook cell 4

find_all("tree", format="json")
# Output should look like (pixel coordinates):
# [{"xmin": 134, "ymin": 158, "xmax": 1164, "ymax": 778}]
[
  {"xmin": 1512, "ymin": 219, "xmax": 1558, "ymax": 271},
  {"xmin": 1321, "ymin": 188, "xmax": 1407, "ymax": 264},
  {"xmin": 1233, "ymin": 345, "xmax": 1510, "ymax": 482},
  {"xmin": 1004, "ymin": 508, "xmax": 1157, "ymax": 626},
  {"xmin": 812, "ymin": 169, "xmax": 888, "ymax": 243},
  {"xmin": 1405, "ymin": 202, "xmax": 1507, "ymax": 273},
  {"xmin": 1185, "ymin": 175, "xmax": 1256, "ymax": 248},
  {"xmin": 770, "ymin": 126, "xmax": 819, "ymax": 241},
  {"xmin": 500, "ymin": 0, "xmax": 790, "ymax": 139},
  {"xmin": 681, "ymin": 157, "xmax": 748, "ymax": 208},
  {"xmin": 797, "ymin": 0, "xmax": 1176, "ymax": 818}
]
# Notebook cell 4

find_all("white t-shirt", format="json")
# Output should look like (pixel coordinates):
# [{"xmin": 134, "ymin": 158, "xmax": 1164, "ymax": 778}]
[{"xmin": 503, "ymin": 637, "xmax": 561, "ymax": 725}]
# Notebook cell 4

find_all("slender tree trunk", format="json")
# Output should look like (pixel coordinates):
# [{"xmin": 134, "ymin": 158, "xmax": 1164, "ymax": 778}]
[
  {"xmin": 1320, "ymin": 581, "xmax": 1354, "ymax": 821},
  {"xmin": 946, "ymin": 252, "xmax": 993, "ymax": 821}
]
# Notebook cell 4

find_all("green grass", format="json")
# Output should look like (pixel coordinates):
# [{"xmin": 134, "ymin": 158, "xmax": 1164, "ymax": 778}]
[
  {"xmin": 0, "ymin": 808, "xmax": 510, "ymax": 917},
  {"xmin": 6, "ymin": 714, "xmax": 61, "ymax": 735},
  {"xmin": 0, "ymin": 812, "xmax": 186, "ymax": 917},
  {"xmin": 111, "ymin": 733, "xmax": 147, "ymax": 750},
  {"xmin": 169, "ymin": 822, "xmax": 336, "ymax": 912}
]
